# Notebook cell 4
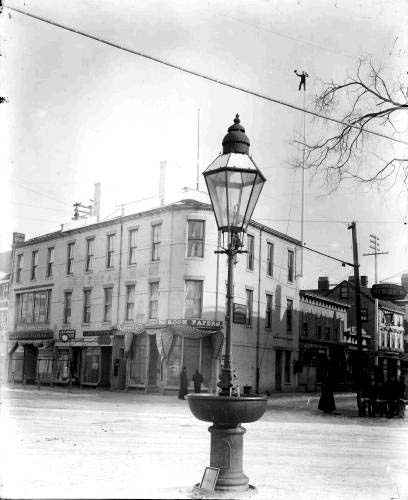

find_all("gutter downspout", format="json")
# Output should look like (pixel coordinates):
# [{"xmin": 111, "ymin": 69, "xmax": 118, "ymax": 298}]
[{"xmin": 256, "ymin": 229, "xmax": 262, "ymax": 394}]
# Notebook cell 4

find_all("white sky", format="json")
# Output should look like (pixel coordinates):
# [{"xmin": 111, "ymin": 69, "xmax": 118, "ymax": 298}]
[{"xmin": 1, "ymin": 0, "xmax": 407, "ymax": 288}]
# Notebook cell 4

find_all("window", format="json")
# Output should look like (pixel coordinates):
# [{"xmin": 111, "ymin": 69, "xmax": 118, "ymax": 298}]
[
  {"xmin": 67, "ymin": 243, "xmax": 74, "ymax": 275},
  {"xmin": 325, "ymin": 327, "xmax": 330, "ymax": 339},
  {"xmin": 103, "ymin": 287, "xmax": 113, "ymax": 322},
  {"xmin": 361, "ymin": 308, "xmax": 368, "ymax": 322},
  {"xmin": 287, "ymin": 250, "xmax": 294, "ymax": 283},
  {"xmin": 149, "ymin": 282, "xmax": 159, "ymax": 319},
  {"xmin": 106, "ymin": 235, "xmax": 114, "ymax": 268},
  {"xmin": 340, "ymin": 283, "xmax": 348, "ymax": 299},
  {"xmin": 17, "ymin": 290, "xmax": 51, "ymax": 324},
  {"xmin": 187, "ymin": 220, "xmax": 205, "ymax": 258},
  {"xmin": 128, "ymin": 229, "xmax": 138, "ymax": 265},
  {"xmin": 16, "ymin": 254, "xmax": 23, "ymax": 282},
  {"xmin": 284, "ymin": 351, "xmax": 291, "ymax": 384},
  {"xmin": 265, "ymin": 293, "xmax": 273, "ymax": 329},
  {"xmin": 286, "ymin": 299, "xmax": 293, "ymax": 333},
  {"xmin": 83, "ymin": 289, "xmax": 91, "ymax": 323},
  {"xmin": 85, "ymin": 238, "xmax": 94, "ymax": 272},
  {"xmin": 247, "ymin": 235, "xmax": 254, "ymax": 270},
  {"xmin": 46, "ymin": 247, "xmax": 54, "ymax": 277},
  {"xmin": 246, "ymin": 289, "xmax": 253, "ymax": 325},
  {"xmin": 303, "ymin": 321, "xmax": 308, "ymax": 337},
  {"xmin": 63, "ymin": 292, "xmax": 72, "ymax": 324},
  {"xmin": 31, "ymin": 251, "xmax": 38, "ymax": 280},
  {"xmin": 151, "ymin": 224, "xmax": 161, "ymax": 261},
  {"xmin": 185, "ymin": 280, "xmax": 203, "ymax": 318},
  {"xmin": 126, "ymin": 285, "xmax": 135, "ymax": 321},
  {"xmin": 266, "ymin": 242, "xmax": 274, "ymax": 277},
  {"xmin": 317, "ymin": 325, "xmax": 322, "ymax": 339},
  {"xmin": 0, "ymin": 283, "xmax": 9, "ymax": 300}
]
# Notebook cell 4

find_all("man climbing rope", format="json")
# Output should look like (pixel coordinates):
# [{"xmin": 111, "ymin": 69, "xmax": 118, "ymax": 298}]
[{"xmin": 294, "ymin": 69, "xmax": 309, "ymax": 91}]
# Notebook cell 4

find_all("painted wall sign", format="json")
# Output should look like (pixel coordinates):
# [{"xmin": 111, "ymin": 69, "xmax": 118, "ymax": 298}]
[
  {"xmin": 9, "ymin": 331, "xmax": 54, "ymax": 340},
  {"xmin": 371, "ymin": 283, "xmax": 406, "ymax": 301},
  {"xmin": 233, "ymin": 303, "xmax": 246, "ymax": 324},
  {"xmin": 83, "ymin": 330, "xmax": 113, "ymax": 337},
  {"xmin": 59, "ymin": 329, "xmax": 76, "ymax": 341},
  {"xmin": 166, "ymin": 319, "xmax": 223, "ymax": 328}
]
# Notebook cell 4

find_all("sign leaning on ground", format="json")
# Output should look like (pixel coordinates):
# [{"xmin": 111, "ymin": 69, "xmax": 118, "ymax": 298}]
[{"xmin": 371, "ymin": 283, "xmax": 407, "ymax": 301}]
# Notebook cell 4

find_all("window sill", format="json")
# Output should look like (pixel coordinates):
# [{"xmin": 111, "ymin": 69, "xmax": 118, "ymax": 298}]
[
  {"xmin": 84, "ymin": 270, "xmax": 93, "ymax": 274},
  {"xmin": 185, "ymin": 256, "xmax": 204, "ymax": 261}
]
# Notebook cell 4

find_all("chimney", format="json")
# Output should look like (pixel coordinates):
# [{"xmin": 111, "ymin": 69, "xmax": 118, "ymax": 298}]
[
  {"xmin": 93, "ymin": 183, "xmax": 101, "ymax": 222},
  {"xmin": 159, "ymin": 161, "xmax": 166, "ymax": 206},
  {"xmin": 402, "ymin": 274, "xmax": 408, "ymax": 293},
  {"xmin": 360, "ymin": 276, "xmax": 368, "ymax": 287},
  {"xmin": 12, "ymin": 232, "xmax": 25, "ymax": 246},
  {"xmin": 318, "ymin": 276, "xmax": 329, "ymax": 291}
]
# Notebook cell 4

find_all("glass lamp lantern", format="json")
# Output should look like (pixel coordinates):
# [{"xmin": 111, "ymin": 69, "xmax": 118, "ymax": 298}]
[{"xmin": 203, "ymin": 115, "xmax": 266, "ymax": 234}]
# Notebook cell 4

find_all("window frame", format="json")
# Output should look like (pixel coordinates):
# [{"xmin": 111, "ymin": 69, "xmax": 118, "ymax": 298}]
[
  {"xmin": 31, "ymin": 250, "xmax": 38, "ymax": 280},
  {"xmin": 286, "ymin": 298, "xmax": 293, "ymax": 334},
  {"xmin": 361, "ymin": 308, "xmax": 368, "ymax": 322},
  {"xmin": 83, "ymin": 289, "xmax": 92, "ymax": 324},
  {"xmin": 246, "ymin": 288, "xmax": 254, "ymax": 326},
  {"xmin": 247, "ymin": 234, "xmax": 254, "ymax": 271},
  {"xmin": 125, "ymin": 284, "xmax": 135, "ymax": 321},
  {"xmin": 128, "ymin": 228, "xmax": 138, "ymax": 265},
  {"xmin": 66, "ymin": 243, "xmax": 75, "ymax": 275},
  {"xmin": 265, "ymin": 293, "xmax": 273, "ymax": 329},
  {"xmin": 148, "ymin": 281, "xmax": 159, "ymax": 320},
  {"xmin": 106, "ymin": 234, "xmax": 115, "ymax": 269},
  {"xmin": 187, "ymin": 220, "xmax": 205, "ymax": 258},
  {"xmin": 266, "ymin": 242, "xmax": 274, "ymax": 277},
  {"xmin": 63, "ymin": 291, "xmax": 72, "ymax": 324},
  {"xmin": 85, "ymin": 238, "xmax": 95, "ymax": 272},
  {"xmin": 103, "ymin": 287, "xmax": 113, "ymax": 322},
  {"xmin": 151, "ymin": 224, "xmax": 161, "ymax": 261},
  {"xmin": 287, "ymin": 249, "xmax": 294, "ymax": 283},
  {"xmin": 46, "ymin": 247, "xmax": 54, "ymax": 278},
  {"xmin": 16, "ymin": 254, "xmax": 23, "ymax": 282}
]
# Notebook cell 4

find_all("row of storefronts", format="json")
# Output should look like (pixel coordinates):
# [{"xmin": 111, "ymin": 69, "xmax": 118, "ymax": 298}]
[{"xmin": 8, "ymin": 320, "xmax": 224, "ymax": 393}]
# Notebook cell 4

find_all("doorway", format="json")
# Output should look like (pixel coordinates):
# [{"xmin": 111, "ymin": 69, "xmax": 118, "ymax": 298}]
[
  {"xmin": 275, "ymin": 349, "xmax": 282, "ymax": 391},
  {"xmin": 148, "ymin": 336, "xmax": 160, "ymax": 391}
]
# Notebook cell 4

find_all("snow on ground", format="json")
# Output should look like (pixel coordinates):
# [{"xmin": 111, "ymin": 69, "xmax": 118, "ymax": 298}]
[{"xmin": 1, "ymin": 385, "xmax": 407, "ymax": 500}]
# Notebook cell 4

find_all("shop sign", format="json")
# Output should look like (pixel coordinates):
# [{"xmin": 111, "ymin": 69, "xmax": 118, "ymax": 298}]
[
  {"xmin": 371, "ymin": 283, "xmax": 406, "ymax": 301},
  {"xmin": 83, "ymin": 330, "xmax": 113, "ymax": 337},
  {"xmin": 233, "ymin": 303, "xmax": 246, "ymax": 324},
  {"xmin": 59, "ymin": 329, "xmax": 75, "ymax": 342},
  {"xmin": 166, "ymin": 319, "xmax": 223, "ymax": 329},
  {"xmin": 9, "ymin": 331, "xmax": 54, "ymax": 341}
]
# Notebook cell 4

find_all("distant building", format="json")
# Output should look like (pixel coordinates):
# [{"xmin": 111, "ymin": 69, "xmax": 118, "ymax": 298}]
[
  {"xmin": 0, "ymin": 274, "xmax": 10, "ymax": 382},
  {"xmin": 7, "ymin": 199, "xmax": 301, "ymax": 393},
  {"xmin": 314, "ymin": 276, "xmax": 405, "ymax": 382},
  {"xmin": 298, "ymin": 290, "xmax": 350, "ymax": 391}
]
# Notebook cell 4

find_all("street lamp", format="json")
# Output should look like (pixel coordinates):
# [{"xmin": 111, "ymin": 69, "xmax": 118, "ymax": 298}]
[{"xmin": 187, "ymin": 115, "xmax": 267, "ymax": 493}]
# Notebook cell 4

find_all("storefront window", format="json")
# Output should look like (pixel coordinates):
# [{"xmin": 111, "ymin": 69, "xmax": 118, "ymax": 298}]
[
  {"xmin": 167, "ymin": 335, "xmax": 182, "ymax": 386},
  {"xmin": 38, "ymin": 348, "xmax": 53, "ymax": 383},
  {"xmin": 10, "ymin": 346, "xmax": 24, "ymax": 381},
  {"xmin": 83, "ymin": 347, "xmax": 100, "ymax": 383},
  {"xmin": 54, "ymin": 349, "xmax": 70, "ymax": 382},
  {"xmin": 129, "ymin": 334, "xmax": 147, "ymax": 385}
]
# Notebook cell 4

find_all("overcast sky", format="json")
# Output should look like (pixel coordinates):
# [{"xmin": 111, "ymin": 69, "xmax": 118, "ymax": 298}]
[{"xmin": 1, "ymin": 0, "xmax": 407, "ymax": 288}]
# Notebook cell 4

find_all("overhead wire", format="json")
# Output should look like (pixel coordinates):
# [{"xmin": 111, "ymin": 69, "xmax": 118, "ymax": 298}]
[{"xmin": 5, "ymin": 5, "xmax": 408, "ymax": 147}]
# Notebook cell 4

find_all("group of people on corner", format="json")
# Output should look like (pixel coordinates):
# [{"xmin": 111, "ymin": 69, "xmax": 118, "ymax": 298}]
[
  {"xmin": 360, "ymin": 372, "xmax": 407, "ymax": 419},
  {"xmin": 178, "ymin": 367, "xmax": 204, "ymax": 400}
]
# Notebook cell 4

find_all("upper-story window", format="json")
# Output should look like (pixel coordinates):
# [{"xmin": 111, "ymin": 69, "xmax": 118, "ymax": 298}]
[
  {"xmin": 361, "ymin": 308, "xmax": 368, "ymax": 322},
  {"xmin": 247, "ymin": 235, "xmax": 254, "ymax": 271},
  {"xmin": 246, "ymin": 288, "xmax": 253, "ymax": 326},
  {"xmin": 325, "ymin": 327, "xmax": 330, "ymax": 339},
  {"xmin": 384, "ymin": 312, "xmax": 393, "ymax": 325},
  {"xmin": 16, "ymin": 254, "xmax": 23, "ymax": 282},
  {"xmin": 85, "ymin": 238, "xmax": 94, "ymax": 272},
  {"xmin": 185, "ymin": 280, "xmax": 203, "ymax": 318},
  {"xmin": 151, "ymin": 224, "xmax": 161, "ymax": 261},
  {"xmin": 106, "ymin": 235, "xmax": 114, "ymax": 269},
  {"xmin": 128, "ymin": 229, "xmax": 138, "ymax": 265},
  {"xmin": 287, "ymin": 250, "xmax": 294, "ymax": 283},
  {"xmin": 286, "ymin": 299, "xmax": 293, "ymax": 333},
  {"xmin": 17, "ymin": 290, "xmax": 51, "ymax": 324},
  {"xmin": 149, "ymin": 282, "xmax": 159, "ymax": 319},
  {"xmin": 266, "ymin": 242, "xmax": 274, "ymax": 277},
  {"xmin": 83, "ymin": 289, "xmax": 92, "ymax": 323},
  {"xmin": 46, "ymin": 247, "xmax": 54, "ymax": 277},
  {"xmin": 31, "ymin": 251, "xmax": 38, "ymax": 280},
  {"xmin": 187, "ymin": 220, "xmax": 205, "ymax": 258},
  {"xmin": 0, "ymin": 283, "xmax": 9, "ymax": 300},
  {"xmin": 104, "ymin": 287, "xmax": 113, "ymax": 322},
  {"xmin": 340, "ymin": 283, "xmax": 348, "ymax": 299},
  {"xmin": 265, "ymin": 293, "xmax": 273, "ymax": 329},
  {"xmin": 126, "ymin": 285, "xmax": 135, "ymax": 321},
  {"xmin": 63, "ymin": 291, "xmax": 72, "ymax": 324},
  {"xmin": 67, "ymin": 243, "xmax": 75, "ymax": 275}
]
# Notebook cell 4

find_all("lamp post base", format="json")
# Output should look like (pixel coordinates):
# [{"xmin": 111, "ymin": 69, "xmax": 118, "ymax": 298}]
[{"xmin": 210, "ymin": 424, "xmax": 248, "ymax": 491}]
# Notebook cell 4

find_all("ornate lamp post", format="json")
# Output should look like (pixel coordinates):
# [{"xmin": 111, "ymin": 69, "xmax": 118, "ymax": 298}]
[{"xmin": 187, "ymin": 115, "xmax": 267, "ymax": 494}]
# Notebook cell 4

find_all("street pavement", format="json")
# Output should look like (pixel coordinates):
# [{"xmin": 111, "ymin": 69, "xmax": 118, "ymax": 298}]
[{"xmin": 0, "ymin": 385, "xmax": 407, "ymax": 500}]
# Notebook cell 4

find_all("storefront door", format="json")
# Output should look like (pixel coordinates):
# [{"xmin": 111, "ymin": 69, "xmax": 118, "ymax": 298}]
[
  {"xmin": 100, "ymin": 347, "xmax": 112, "ymax": 387},
  {"xmin": 24, "ymin": 344, "xmax": 38, "ymax": 384},
  {"xmin": 148, "ymin": 336, "xmax": 160, "ymax": 391},
  {"xmin": 275, "ymin": 349, "xmax": 282, "ymax": 391}
]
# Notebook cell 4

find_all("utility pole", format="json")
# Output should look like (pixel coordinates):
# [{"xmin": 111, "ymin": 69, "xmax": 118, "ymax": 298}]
[
  {"xmin": 348, "ymin": 221, "xmax": 364, "ymax": 415},
  {"xmin": 362, "ymin": 234, "xmax": 388, "ymax": 379}
]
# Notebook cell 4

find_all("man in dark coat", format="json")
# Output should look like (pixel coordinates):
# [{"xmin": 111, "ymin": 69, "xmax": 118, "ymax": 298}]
[
  {"xmin": 318, "ymin": 360, "xmax": 336, "ymax": 414},
  {"xmin": 397, "ymin": 374, "xmax": 407, "ymax": 418},
  {"xmin": 383, "ymin": 374, "xmax": 399, "ymax": 418},
  {"xmin": 178, "ymin": 366, "xmax": 188, "ymax": 400},
  {"xmin": 192, "ymin": 369, "xmax": 204, "ymax": 393}
]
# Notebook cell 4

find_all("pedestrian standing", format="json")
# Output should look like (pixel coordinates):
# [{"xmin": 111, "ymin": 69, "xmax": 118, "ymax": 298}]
[
  {"xmin": 192, "ymin": 369, "xmax": 204, "ymax": 394},
  {"xmin": 318, "ymin": 362, "xmax": 336, "ymax": 414},
  {"xmin": 397, "ymin": 374, "xmax": 406, "ymax": 418},
  {"xmin": 178, "ymin": 366, "xmax": 188, "ymax": 400}
]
